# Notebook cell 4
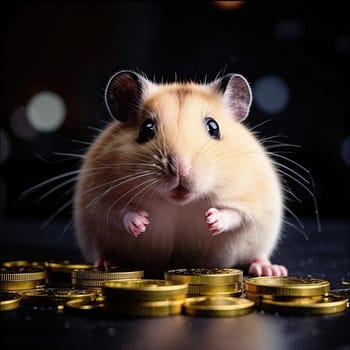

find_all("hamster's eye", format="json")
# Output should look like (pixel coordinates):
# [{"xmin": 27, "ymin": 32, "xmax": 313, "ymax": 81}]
[
  {"xmin": 137, "ymin": 118, "xmax": 156, "ymax": 144},
  {"xmin": 205, "ymin": 117, "xmax": 220, "ymax": 140}
]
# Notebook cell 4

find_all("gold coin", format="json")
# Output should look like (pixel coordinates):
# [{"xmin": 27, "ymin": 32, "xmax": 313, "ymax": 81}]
[
  {"xmin": 0, "ymin": 291, "xmax": 22, "ymax": 311},
  {"xmin": 0, "ymin": 267, "xmax": 46, "ymax": 291},
  {"xmin": 245, "ymin": 291, "xmax": 324, "ymax": 305},
  {"xmin": 105, "ymin": 299, "xmax": 185, "ymax": 317},
  {"xmin": 2, "ymin": 260, "xmax": 46, "ymax": 269},
  {"xmin": 71, "ymin": 267, "xmax": 144, "ymax": 288},
  {"xmin": 65, "ymin": 296, "xmax": 105, "ymax": 314},
  {"xmin": 244, "ymin": 276, "xmax": 330, "ymax": 297},
  {"xmin": 45, "ymin": 260, "xmax": 93, "ymax": 274},
  {"xmin": 260, "ymin": 293, "xmax": 348, "ymax": 315},
  {"xmin": 102, "ymin": 279, "xmax": 188, "ymax": 302},
  {"xmin": 164, "ymin": 268, "xmax": 243, "ymax": 284},
  {"xmin": 183, "ymin": 296, "xmax": 255, "ymax": 317},
  {"xmin": 187, "ymin": 282, "xmax": 242, "ymax": 295},
  {"xmin": 20, "ymin": 287, "xmax": 96, "ymax": 305}
]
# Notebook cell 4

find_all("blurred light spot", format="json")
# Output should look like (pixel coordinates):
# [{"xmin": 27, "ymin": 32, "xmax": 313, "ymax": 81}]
[
  {"xmin": 26, "ymin": 91, "xmax": 66, "ymax": 133},
  {"xmin": 336, "ymin": 36, "xmax": 350, "ymax": 55},
  {"xmin": 275, "ymin": 19, "xmax": 304, "ymax": 41},
  {"xmin": 341, "ymin": 136, "xmax": 350, "ymax": 166},
  {"xmin": 254, "ymin": 75, "xmax": 290, "ymax": 114},
  {"xmin": 213, "ymin": 1, "xmax": 246, "ymax": 11},
  {"xmin": 0, "ymin": 129, "xmax": 11, "ymax": 163},
  {"xmin": 10, "ymin": 106, "xmax": 37, "ymax": 140}
]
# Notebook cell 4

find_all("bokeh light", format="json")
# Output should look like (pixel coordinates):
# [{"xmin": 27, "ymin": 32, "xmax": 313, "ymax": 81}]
[
  {"xmin": 26, "ymin": 91, "xmax": 66, "ymax": 133},
  {"xmin": 10, "ymin": 106, "xmax": 37, "ymax": 140},
  {"xmin": 0, "ymin": 129, "xmax": 11, "ymax": 163},
  {"xmin": 274, "ymin": 19, "xmax": 305, "ymax": 41},
  {"xmin": 253, "ymin": 75, "xmax": 290, "ymax": 114},
  {"xmin": 213, "ymin": 1, "xmax": 246, "ymax": 11}
]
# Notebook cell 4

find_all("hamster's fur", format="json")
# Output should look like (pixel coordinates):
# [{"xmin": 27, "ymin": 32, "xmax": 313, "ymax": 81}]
[{"xmin": 73, "ymin": 71, "xmax": 287, "ymax": 276}]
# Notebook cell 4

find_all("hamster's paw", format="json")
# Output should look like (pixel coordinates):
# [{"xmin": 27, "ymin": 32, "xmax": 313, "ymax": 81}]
[
  {"xmin": 205, "ymin": 207, "xmax": 241, "ymax": 236},
  {"xmin": 248, "ymin": 258, "xmax": 288, "ymax": 277},
  {"xmin": 123, "ymin": 210, "xmax": 150, "ymax": 237}
]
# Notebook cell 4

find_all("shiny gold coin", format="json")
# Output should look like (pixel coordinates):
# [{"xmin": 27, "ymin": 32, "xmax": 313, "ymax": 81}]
[
  {"xmin": 2, "ymin": 260, "xmax": 46, "ymax": 269},
  {"xmin": 245, "ymin": 291, "xmax": 324, "ymax": 305},
  {"xmin": 0, "ymin": 291, "xmax": 22, "ymax": 311},
  {"xmin": 102, "ymin": 279, "xmax": 188, "ymax": 302},
  {"xmin": 0, "ymin": 267, "xmax": 46, "ymax": 291},
  {"xmin": 260, "ymin": 293, "xmax": 348, "ymax": 315},
  {"xmin": 164, "ymin": 268, "xmax": 243, "ymax": 285},
  {"xmin": 183, "ymin": 296, "xmax": 255, "ymax": 317},
  {"xmin": 105, "ymin": 299, "xmax": 185, "ymax": 317},
  {"xmin": 244, "ymin": 276, "xmax": 330, "ymax": 297},
  {"xmin": 65, "ymin": 297, "xmax": 105, "ymax": 314},
  {"xmin": 20, "ymin": 287, "xmax": 96, "ymax": 305},
  {"xmin": 71, "ymin": 267, "xmax": 144, "ymax": 288},
  {"xmin": 45, "ymin": 260, "xmax": 93, "ymax": 274},
  {"xmin": 187, "ymin": 282, "xmax": 242, "ymax": 295}
]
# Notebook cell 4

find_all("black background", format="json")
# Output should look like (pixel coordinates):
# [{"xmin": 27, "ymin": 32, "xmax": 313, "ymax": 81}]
[{"xmin": 1, "ymin": 1, "xmax": 349, "ymax": 231}]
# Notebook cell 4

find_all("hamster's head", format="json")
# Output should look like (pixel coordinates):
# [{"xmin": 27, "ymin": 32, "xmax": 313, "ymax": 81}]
[{"xmin": 104, "ymin": 70, "xmax": 253, "ymax": 206}]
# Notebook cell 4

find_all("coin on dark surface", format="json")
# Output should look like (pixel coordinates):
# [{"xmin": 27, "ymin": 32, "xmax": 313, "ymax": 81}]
[
  {"xmin": 0, "ymin": 291, "xmax": 22, "ymax": 311},
  {"xmin": 164, "ymin": 268, "xmax": 243, "ymax": 285},
  {"xmin": 183, "ymin": 296, "xmax": 255, "ymax": 317},
  {"xmin": 105, "ymin": 299, "xmax": 185, "ymax": 317},
  {"xmin": 45, "ymin": 260, "xmax": 93, "ymax": 274},
  {"xmin": 244, "ymin": 276, "xmax": 330, "ymax": 297},
  {"xmin": 102, "ymin": 279, "xmax": 188, "ymax": 302},
  {"xmin": 0, "ymin": 267, "xmax": 46, "ymax": 291},
  {"xmin": 259, "ymin": 293, "xmax": 348, "ymax": 315},
  {"xmin": 65, "ymin": 296, "xmax": 105, "ymax": 314},
  {"xmin": 71, "ymin": 267, "xmax": 144, "ymax": 289},
  {"xmin": 2, "ymin": 260, "xmax": 46, "ymax": 269},
  {"xmin": 20, "ymin": 287, "xmax": 96, "ymax": 305}
]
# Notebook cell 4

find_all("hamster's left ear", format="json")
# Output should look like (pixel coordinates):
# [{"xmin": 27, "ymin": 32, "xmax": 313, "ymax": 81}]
[{"xmin": 213, "ymin": 74, "xmax": 252, "ymax": 122}]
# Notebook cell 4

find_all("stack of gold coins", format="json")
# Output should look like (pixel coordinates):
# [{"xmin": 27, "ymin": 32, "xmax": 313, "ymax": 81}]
[
  {"xmin": 101, "ymin": 279, "xmax": 188, "ymax": 317},
  {"xmin": 0, "ymin": 267, "xmax": 46, "ymax": 291},
  {"xmin": 45, "ymin": 260, "xmax": 93, "ymax": 286},
  {"xmin": 71, "ymin": 267, "xmax": 144, "ymax": 292},
  {"xmin": 164, "ymin": 268, "xmax": 243, "ymax": 297},
  {"xmin": 244, "ymin": 276, "xmax": 348, "ymax": 315}
]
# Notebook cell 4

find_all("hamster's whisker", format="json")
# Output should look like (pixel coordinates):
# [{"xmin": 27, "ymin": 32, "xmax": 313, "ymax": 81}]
[
  {"xmin": 120, "ymin": 179, "xmax": 160, "ymax": 215},
  {"xmin": 85, "ymin": 171, "xmax": 156, "ymax": 209},
  {"xmin": 105, "ymin": 178, "xmax": 159, "ymax": 226},
  {"xmin": 53, "ymin": 152, "xmax": 86, "ymax": 160},
  {"xmin": 40, "ymin": 199, "xmax": 73, "ymax": 229},
  {"xmin": 271, "ymin": 160, "xmax": 310, "ymax": 185},
  {"xmin": 283, "ymin": 205, "xmax": 308, "ymax": 239},
  {"xmin": 281, "ymin": 183, "xmax": 303, "ymax": 204},
  {"xmin": 20, "ymin": 170, "xmax": 83, "ymax": 198}
]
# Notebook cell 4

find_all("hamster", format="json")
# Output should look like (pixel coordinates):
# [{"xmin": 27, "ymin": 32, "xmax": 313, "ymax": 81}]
[{"xmin": 73, "ymin": 70, "xmax": 288, "ymax": 277}]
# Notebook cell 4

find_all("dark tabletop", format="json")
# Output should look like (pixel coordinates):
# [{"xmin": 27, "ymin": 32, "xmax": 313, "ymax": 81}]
[{"xmin": 1, "ymin": 217, "xmax": 349, "ymax": 350}]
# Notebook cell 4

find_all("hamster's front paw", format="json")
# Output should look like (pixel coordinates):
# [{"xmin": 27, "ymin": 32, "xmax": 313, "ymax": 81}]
[
  {"xmin": 205, "ymin": 207, "xmax": 241, "ymax": 236},
  {"xmin": 123, "ymin": 210, "xmax": 150, "ymax": 237},
  {"xmin": 248, "ymin": 258, "xmax": 288, "ymax": 277}
]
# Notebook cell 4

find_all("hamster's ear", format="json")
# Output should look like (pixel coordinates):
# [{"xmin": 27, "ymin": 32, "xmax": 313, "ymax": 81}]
[
  {"xmin": 214, "ymin": 74, "xmax": 252, "ymax": 122},
  {"xmin": 105, "ymin": 70, "xmax": 149, "ymax": 122}
]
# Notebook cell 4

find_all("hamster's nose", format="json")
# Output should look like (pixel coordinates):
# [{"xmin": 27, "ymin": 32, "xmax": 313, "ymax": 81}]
[{"xmin": 167, "ymin": 155, "xmax": 192, "ymax": 178}]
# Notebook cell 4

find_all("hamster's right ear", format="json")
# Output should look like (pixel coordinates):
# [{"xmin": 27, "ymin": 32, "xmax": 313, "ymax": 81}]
[{"xmin": 105, "ymin": 70, "xmax": 151, "ymax": 122}]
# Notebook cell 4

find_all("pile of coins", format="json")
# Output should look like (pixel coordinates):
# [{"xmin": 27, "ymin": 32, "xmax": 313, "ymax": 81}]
[
  {"xmin": 244, "ymin": 276, "xmax": 348, "ymax": 315},
  {"xmin": 0, "ymin": 260, "xmax": 348, "ymax": 317},
  {"xmin": 164, "ymin": 268, "xmax": 243, "ymax": 297}
]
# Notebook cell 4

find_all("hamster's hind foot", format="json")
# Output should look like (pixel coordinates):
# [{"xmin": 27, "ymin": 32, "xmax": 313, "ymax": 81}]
[{"xmin": 248, "ymin": 258, "xmax": 288, "ymax": 277}]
